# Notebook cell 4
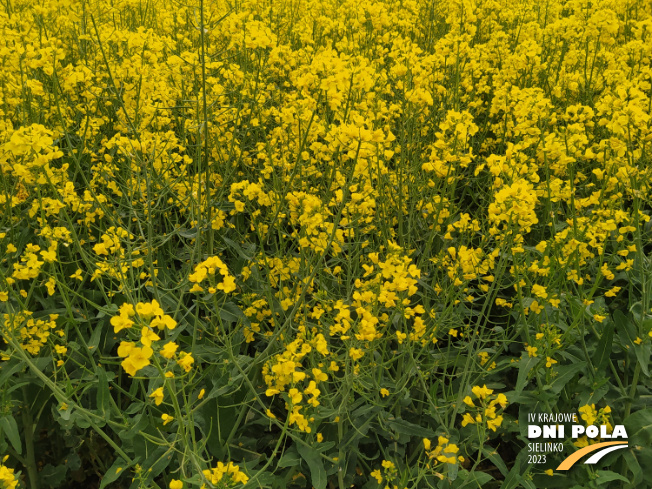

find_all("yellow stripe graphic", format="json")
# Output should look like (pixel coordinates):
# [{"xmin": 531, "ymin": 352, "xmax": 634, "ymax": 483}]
[{"xmin": 556, "ymin": 441, "xmax": 628, "ymax": 470}]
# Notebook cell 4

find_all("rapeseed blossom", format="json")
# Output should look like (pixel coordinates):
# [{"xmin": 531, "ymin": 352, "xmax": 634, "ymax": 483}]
[{"xmin": 1, "ymin": 0, "xmax": 650, "ymax": 487}]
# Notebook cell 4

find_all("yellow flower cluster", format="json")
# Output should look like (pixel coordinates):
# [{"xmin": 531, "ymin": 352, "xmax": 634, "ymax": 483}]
[
  {"xmin": 0, "ymin": 125, "xmax": 65, "ymax": 190},
  {"xmin": 0, "ymin": 456, "xmax": 18, "ymax": 489},
  {"xmin": 461, "ymin": 386, "xmax": 508, "ymax": 433},
  {"xmin": 1, "ymin": 0, "xmax": 651, "ymax": 486},
  {"xmin": 423, "ymin": 436, "xmax": 464, "ymax": 465},
  {"xmin": 263, "ymin": 334, "xmax": 330, "ymax": 433},
  {"xmin": 370, "ymin": 459, "xmax": 398, "ymax": 487},
  {"xmin": 201, "ymin": 461, "xmax": 248, "ymax": 487},
  {"xmin": 1, "ymin": 311, "xmax": 59, "ymax": 355},
  {"xmin": 112, "ymin": 300, "xmax": 189, "ymax": 377},
  {"xmin": 111, "ymin": 300, "xmax": 177, "ymax": 333},
  {"xmin": 574, "ymin": 404, "xmax": 614, "ymax": 447},
  {"xmin": 189, "ymin": 256, "xmax": 236, "ymax": 294}
]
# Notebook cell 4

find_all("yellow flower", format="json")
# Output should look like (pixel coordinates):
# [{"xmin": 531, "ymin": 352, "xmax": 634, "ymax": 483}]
[
  {"xmin": 525, "ymin": 345, "xmax": 538, "ymax": 357},
  {"xmin": 532, "ymin": 284, "xmax": 548, "ymax": 299},
  {"xmin": 288, "ymin": 388, "xmax": 302, "ymax": 404},
  {"xmin": 579, "ymin": 405, "xmax": 598, "ymax": 425},
  {"xmin": 380, "ymin": 388, "xmax": 390, "ymax": 397},
  {"xmin": 0, "ymin": 463, "xmax": 18, "ymax": 489},
  {"xmin": 136, "ymin": 300, "xmax": 164, "ymax": 319},
  {"xmin": 312, "ymin": 368, "xmax": 328, "ymax": 382},
  {"xmin": 491, "ymin": 393, "xmax": 508, "ymax": 408},
  {"xmin": 461, "ymin": 413, "xmax": 476, "ymax": 427},
  {"xmin": 487, "ymin": 415, "xmax": 504, "ymax": 432},
  {"xmin": 545, "ymin": 357, "xmax": 557, "ymax": 368},
  {"xmin": 574, "ymin": 436, "xmax": 589, "ymax": 448},
  {"xmin": 140, "ymin": 327, "xmax": 161, "ymax": 347},
  {"xmin": 149, "ymin": 387, "xmax": 164, "ymax": 406},
  {"xmin": 70, "ymin": 269, "xmax": 83, "ymax": 281},
  {"xmin": 121, "ymin": 346, "xmax": 153, "ymax": 377},
  {"xmin": 169, "ymin": 480, "xmax": 183, "ymax": 489},
  {"xmin": 150, "ymin": 314, "xmax": 177, "ymax": 330},
  {"xmin": 349, "ymin": 348, "xmax": 364, "ymax": 361},
  {"xmin": 198, "ymin": 388, "xmax": 206, "ymax": 399},
  {"xmin": 160, "ymin": 342, "xmax": 178, "ymax": 359},
  {"xmin": 111, "ymin": 315, "xmax": 134, "ymax": 333},
  {"xmin": 176, "ymin": 351, "xmax": 194, "ymax": 372},
  {"xmin": 117, "ymin": 341, "xmax": 135, "ymax": 357},
  {"xmin": 161, "ymin": 413, "xmax": 174, "ymax": 425},
  {"xmin": 471, "ymin": 385, "xmax": 494, "ymax": 400},
  {"xmin": 45, "ymin": 277, "xmax": 56, "ymax": 296}
]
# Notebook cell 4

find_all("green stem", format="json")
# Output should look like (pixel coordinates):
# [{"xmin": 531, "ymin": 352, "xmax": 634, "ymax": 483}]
[
  {"xmin": 8, "ymin": 338, "xmax": 135, "ymax": 469},
  {"xmin": 624, "ymin": 363, "xmax": 641, "ymax": 418},
  {"xmin": 21, "ymin": 387, "xmax": 40, "ymax": 489}
]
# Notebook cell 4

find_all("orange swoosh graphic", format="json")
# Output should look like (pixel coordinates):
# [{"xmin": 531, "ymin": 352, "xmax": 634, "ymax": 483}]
[{"xmin": 556, "ymin": 441, "xmax": 628, "ymax": 470}]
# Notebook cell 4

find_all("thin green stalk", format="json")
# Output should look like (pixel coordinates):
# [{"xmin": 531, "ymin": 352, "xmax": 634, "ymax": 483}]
[{"xmin": 21, "ymin": 387, "xmax": 40, "ymax": 489}]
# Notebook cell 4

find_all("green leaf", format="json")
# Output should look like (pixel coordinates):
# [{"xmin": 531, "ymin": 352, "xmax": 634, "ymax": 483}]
[
  {"xmin": 447, "ymin": 459, "xmax": 458, "ymax": 482},
  {"xmin": 581, "ymin": 380, "xmax": 609, "ymax": 406},
  {"xmin": 500, "ymin": 452, "xmax": 527, "ymax": 489},
  {"xmin": 118, "ymin": 413, "xmax": 148, "ymax": 441},
  {"xmin": 635, "ymin": 447, "xmax": 652, "ymax": 485},
  {"xmin": 385, "ymin": 416, "xmax": 436, "ymax": 439},
  {"xmin": 516, "ymin": 357, "xmax": 539, "ymax": 394},
  {"xmin": 456, "ymin": 470, "xmax": 493, "ymax": 488},
  {"xmin": 219, "ymin": 301, "xmax": 249, "ymax": 325},
  {"xmin": 96, "ymin": 366, "xmax": 110, "ymax": 418},
  {"xmin": 87, "ymin": 325, "xmax": 103, "ymax": 354},
  {"xmin": 223, "ymin": 236, "xmax": 255, "ymax": 260},
  {"xmin": 58, "ymin": 403, "xmax": 72, "ymax": 421},
  {"xmin": 0, "ymin": 358, "xmax": 25, "ymax": 385},
  {"xmin": 624, "ymin": 408, "xmax": 652, "ymax": 445},
  {"xmin": 299, "ymin": 445, "xmax": 327, "ymax": 489},
  {"xmin": 548, "ymin": 361, "xmax": 586, "ymax": 395},
  {"xmin": 594, "ymin": 321, "xmax": 614, "ymax": 374},
  {"xmin": 65, "ymin": 453, "xmax": 81, "ymax": 471},
  {"xmin": 178, "ymin": 227, "xmax": 198, "ymax": 238},
  {"xmin": 40, "ymin": 463, "xmax": 68, "ymax": 488},
  {"xmin": 99, "ymin": 458, "xmax": 128, "ymax": 489},
  {"xmin": 145, "ymin": 446, "xmax": 174, "ymax": 479},
  {"xmin": 0, "ymin": 415, "xmax": 22, "ymax": 455},
  {"xmin": 482, "ymin": 447, "xmax": 508, "ymax": 477},
  {"xmin": 278, "ymin": 446, "xmax": 301, "ymax": 468},
  {"xmin": 615, "ymin": 310, "xmax": 649, "ymax": 377},
  {"xmin": 594, "ymin": 470, "xmax": 629, "ymax": 485},
  {"xmin": 623, "ymin": 450, "xmax": 642, "ymax": 488}
]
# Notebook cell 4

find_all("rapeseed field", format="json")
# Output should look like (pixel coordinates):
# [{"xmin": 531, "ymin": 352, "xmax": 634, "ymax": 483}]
[{"xmin": 1, "ymin": 0, "xmax": 652, "ymax": 487}]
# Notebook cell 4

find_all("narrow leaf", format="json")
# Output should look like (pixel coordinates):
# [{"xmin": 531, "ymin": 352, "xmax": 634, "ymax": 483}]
[
  {"xmin": 299, "ymin": 446, "xmax": 327, "ymax": 489},
  {"xmin": 0, "ymin": 415, "xmax": 22, "ymax": 455}
]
